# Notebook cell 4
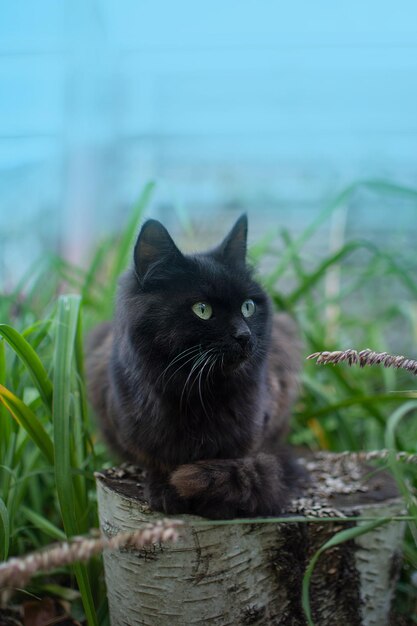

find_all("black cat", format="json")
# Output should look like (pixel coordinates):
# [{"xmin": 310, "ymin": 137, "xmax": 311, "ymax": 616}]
[{"xmin": 86, "ymin": 215, "xmax": 302, "ymax": 519}]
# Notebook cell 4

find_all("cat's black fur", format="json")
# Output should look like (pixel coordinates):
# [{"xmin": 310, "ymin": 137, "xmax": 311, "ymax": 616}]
[{"xmin": 86, "ymin": 215, "xmax": 302, "ymax": 518}]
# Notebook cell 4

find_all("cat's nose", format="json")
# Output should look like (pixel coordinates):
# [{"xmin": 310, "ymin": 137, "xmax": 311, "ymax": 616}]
[{"xmin": 231, "ymin": 325, "xmax": 251, "ymax": 348}]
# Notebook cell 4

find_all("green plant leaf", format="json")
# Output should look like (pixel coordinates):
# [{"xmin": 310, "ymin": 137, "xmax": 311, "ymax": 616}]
[
  {"xmin": 385, "ymin": 401, "xmax": 417, "ymax": 542},
  {"xmin": 81, "ymin": 238, "xmax": 114, "ymax": 305},
  {"xmin": 301, "ymin": 392, "xmax": 417, "ymax": 421},
  {"xmin": 108, "ymin": 182, "xmax": 155, "ymax": 292},
  {"xmin": 0, "ymin": 339, "xmax": 9, "ymax": 436},
  {"xmin": 21, "ymin": 505, "xmax": 66, "ymax": 541},
  {"xmin": 53, "ymin": 295, "xmax": 98, "ymax": 626},
  {"xmin": 287, "ymin": 241, "xmax": 367, "ymax": 305},
  {"xmin": 0, "ymin": 495, "xmax": 9, "ymax": 560},
  {"xmin": 22, "ymin": 318, "xmax": 54, "ymax": 352},
  {"xmin": 0, "ymin": 324, "xmax": 53, "ymax": 411},
  {"xmin": 265, "ymin": 179, "xmax": 417, "ymax": 289},
  {"xmin": 36, "ymin": 583, "xmax": 81, "ymax": 601},
  {"xmin": 0, "ymin": 385, "xmax": 54, "ymax": 464}
]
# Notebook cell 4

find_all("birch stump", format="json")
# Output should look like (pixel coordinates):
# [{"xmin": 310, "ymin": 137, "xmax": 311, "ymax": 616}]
[{"xmin": 96, "ymin": 453, "xmax": 405, "ymax": 626}]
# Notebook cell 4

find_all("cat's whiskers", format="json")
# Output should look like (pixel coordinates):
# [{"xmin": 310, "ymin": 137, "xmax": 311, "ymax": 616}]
[
  {"xmin": 197, "ymin": 354, "xmax": 215, "ymax": 419},
  {"xmin": 160, "ymin": 344, "xmax": 201, "ymax": 377},
  {"xmin": 180, "ymin": 348, "xmax": 215, "ymax": 414},
  {"xmin": 179, "ymin": 352, "xmax": 207, "ymax": 413},
  {"xmin": 160, "ymin": 348, "xmax": 204, "ymax": 391},
  {"xmin": 190, "ymin": 350, "xmax": 218, "ymax": 418},
  {"xmin": 207, "ymin": 354, "xmax": 217, "ymax": 382},
  {"xmin": 205, "ymin": 354, "xmax": 218, "ymax": 402},
  {"xmin": 155, "ymin": 345, "xmax": 201, "ymax": 388}
]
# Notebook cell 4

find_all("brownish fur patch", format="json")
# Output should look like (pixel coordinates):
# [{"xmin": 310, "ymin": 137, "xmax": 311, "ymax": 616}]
[{"xmin": 170, "ymin": 464, "xmax": 210, "ymax": 498}]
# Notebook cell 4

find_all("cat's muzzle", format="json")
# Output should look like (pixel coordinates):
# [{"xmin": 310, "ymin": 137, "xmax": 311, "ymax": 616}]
[{"xmin": 221, "ymin": 342, "xmax": 253, "ymax": 371}]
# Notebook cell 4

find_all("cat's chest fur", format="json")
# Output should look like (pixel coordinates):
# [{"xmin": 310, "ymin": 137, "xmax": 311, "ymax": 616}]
[{"xmin": 111, "ymin": 353, "xmax": 263, "ymax": 467}]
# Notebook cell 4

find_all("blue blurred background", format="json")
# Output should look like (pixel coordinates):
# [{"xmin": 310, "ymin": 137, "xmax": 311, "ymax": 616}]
[{"xmin": 1, "ymin": 0, "xmax": 417, "ymax": 287}]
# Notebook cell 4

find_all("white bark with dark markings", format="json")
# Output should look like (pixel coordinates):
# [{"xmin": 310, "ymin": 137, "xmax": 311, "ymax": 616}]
[{"xmin": 96, "ymin": 453, "xmax": 405, "ymax": 626}]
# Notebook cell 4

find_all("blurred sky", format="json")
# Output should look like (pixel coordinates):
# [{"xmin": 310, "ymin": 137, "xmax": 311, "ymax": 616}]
[{"xmin": 1, "ymin": 1, "xmax": 417, "ymax": 286}]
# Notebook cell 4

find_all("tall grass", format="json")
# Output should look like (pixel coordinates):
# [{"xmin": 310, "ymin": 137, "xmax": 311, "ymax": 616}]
[
  {"xmin": 1, "ymin": 179, "xmax": 417, "ymax": 623},
  {"xmin": 0, "ymin": 183, "xmax": 154, "ymax": 623}
]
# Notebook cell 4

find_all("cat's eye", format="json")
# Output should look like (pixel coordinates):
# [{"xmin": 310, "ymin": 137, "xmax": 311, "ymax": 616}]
[
  {"xmin": 192, "ymin": 302, "xmax": 213, "ymax": 320},
  {"xmin": 241, "ymin": 299, "xmax": 256, "ymax": 318}
]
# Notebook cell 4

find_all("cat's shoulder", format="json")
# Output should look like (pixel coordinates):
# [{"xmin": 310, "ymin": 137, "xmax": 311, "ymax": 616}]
[
  {"xmin": 86, "ymin": 322, "xmax": 113, "ymax": 359},
  {"xmin": 269, "ymin": 311, "xmax": 302, "ymax": 374},
  {"xmin": 272, "ymin": 311, "xmax": 299, "ymax": 341}
]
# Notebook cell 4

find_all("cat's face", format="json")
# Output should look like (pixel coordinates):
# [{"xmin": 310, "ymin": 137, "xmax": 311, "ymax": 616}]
[{"xmin": 119, "ymin": 216, "xmax": 271, "ymax": 384}]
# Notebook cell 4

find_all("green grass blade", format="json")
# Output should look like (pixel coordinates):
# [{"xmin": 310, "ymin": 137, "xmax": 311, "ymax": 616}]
[
  {"xmin": 248, "ymin": 230, "xmax": 278, "ymax": 264},
  {"xmin": 302, "ymin": 517, "xmax": 389, "ymax": 625},
  {"xmin": 53, "ymin": 294, "xmax": 81, "ymax": 536},
  {"xmin": 286, "ymin": 241, "xmax": 366, "ymax": 305},
  {"xmin": 377, "ymin": 249, "xmax": 417, "ymax": 299},
  {"xmin": 22, "ymin": 319, "xmax": 54, "ymax": 352},
  {"xmin": 265, "ymin": 183, "xmax": 355, "ymax": 288},
  {"xmin": 265, "ymin": 179, "xmax": 417, "ymax": 289},
  {"xmin": 385, "ymin": 402, "xmax": 417, "ymax": 450},
  {"xmin": 301, "ymin": 393, "xmax": 417, "ymax": 421},
  {"xmin": 109, "ymin": 181, "xmax": 155, "ymax": 290},
  {"xmin": 74, "ymin": 308, "xmax": 89, "ymax": 435},
  {"xmin": 385, "ymin": 402, "xmax": 417, "ymax": 540},
  {"xmin": 285, "ymin": 238, "xmax": 417, "ymax": 307},
  {"xmin": 36, "ymin": 583, "xmax": 81, "ymax": 602},
  {"xmin": 0, "ymin": 340, "xmax": 5, "ymax": 388},
  {"xmin": 279, "ymin": 229, "xmax": 317, "ymax": 317},
  {"xmin": 81, "ymin": 238, "xmax": 114, "ymax": 305},
  {"xmin": 1, "ymin": 435, "xmax": 17, "ymax": 503},
  {"xmin": 0, "ymin": 495, "xmax": 10, "ymax": 560},
  {"xmin": 357, "ymin": 179, "xmax": 417, "ymax": 199},
  {"xmin": 53, "ymin": 295, "xmax": 98, "ymax": 626},
  {"xmin": 0, "ymin": 324, "xmax": 53, "ymax": 411},
  {"xmin": 21, "ymin": 505, "xmax": 66, "ymax": 541},
  {"xmin": 0, "ymin": 339, "xmax": 10, "ymax": 440},
  {"xmin": 0, "ymin": 385, "xmax": 54, "ymax": 464}
]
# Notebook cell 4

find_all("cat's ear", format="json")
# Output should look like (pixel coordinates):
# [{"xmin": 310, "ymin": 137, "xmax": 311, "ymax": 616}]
[
  {"xmin": 134, "ymin": 219, "xmax": 183, "ymax": 281},
  {"xmin": 216, "ymin": 214, "xmax": 248, "ymax": 266}
]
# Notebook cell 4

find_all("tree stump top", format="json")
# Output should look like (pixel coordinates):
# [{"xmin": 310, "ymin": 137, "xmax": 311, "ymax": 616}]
[{"xmin": 96, "ymin": 451, "xmax": 400, "ymax": 520}]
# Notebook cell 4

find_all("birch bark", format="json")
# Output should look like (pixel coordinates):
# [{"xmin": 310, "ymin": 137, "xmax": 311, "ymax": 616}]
[{"xmin": 96, "ymin": 453, "xmax": 405, "ymax": 626}]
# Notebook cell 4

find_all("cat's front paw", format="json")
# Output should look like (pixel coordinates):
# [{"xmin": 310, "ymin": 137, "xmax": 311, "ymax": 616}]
[
  {"xmin": 170, "ymin": 455, "xmax": 289, "ymax": 519},
  {"xmin": 146, "ymin": 472, "xmax": 190, "ymax": 514},
  {"xmin": 170, "ymin": 462, "xmax": 240, "ymax": 519}
]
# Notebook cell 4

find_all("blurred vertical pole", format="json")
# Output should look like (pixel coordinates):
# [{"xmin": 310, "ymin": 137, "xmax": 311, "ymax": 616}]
[
  {"xmin": 62, "ymin": 0, "xmax": 118, "ymax": 267},
  {"xmin": 324, "ymin": 205, "xmax": 348, "ymax": 344}
]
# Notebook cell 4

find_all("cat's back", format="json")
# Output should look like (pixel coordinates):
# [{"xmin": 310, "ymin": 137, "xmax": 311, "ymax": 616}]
[
  {"xmin": 262, "ymin": 312, "xmax": 302, "ymax": 447},
  {"xmin": 85, "ymin": 321, "xmax": 113, "ymax": 419}
]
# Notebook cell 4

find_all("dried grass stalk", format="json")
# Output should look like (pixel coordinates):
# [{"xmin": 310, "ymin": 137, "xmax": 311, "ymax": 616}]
[
  {"xmin": 307, "ymin": 348, "xmax": 417, "ymax": 375},
  {"xmin": 0, "ymin": 519, "xmax": 182, "ymax": 589}
]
